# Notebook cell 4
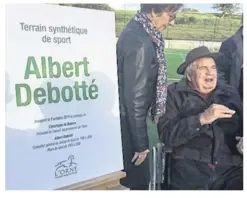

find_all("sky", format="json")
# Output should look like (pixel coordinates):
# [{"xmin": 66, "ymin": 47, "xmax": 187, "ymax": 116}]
[{"xmin": 109, "ymin": 3, "xmax": 243, "ymax": 13}]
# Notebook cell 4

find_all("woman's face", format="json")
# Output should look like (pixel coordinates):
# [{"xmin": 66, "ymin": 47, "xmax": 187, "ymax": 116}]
[{"xmin": 151, "ymin": 10, "xmax": 176, "ymax": 31}]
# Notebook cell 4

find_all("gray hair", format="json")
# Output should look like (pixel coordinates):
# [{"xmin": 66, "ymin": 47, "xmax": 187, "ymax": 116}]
[{"xmin": 184, "ymin": 61, "xmax": 197, "ymax": 81}]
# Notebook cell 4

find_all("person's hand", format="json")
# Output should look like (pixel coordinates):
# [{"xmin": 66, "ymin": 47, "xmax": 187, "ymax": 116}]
[
  {"xmin": 200, "ymin": 104, "xmax": 235, "ymax": 125},
  {"xmin": 131, "ymin": 149, "xmax": 149, "ymax": 166},
  {"xmin": 236, "ymin": 136, "xmax": 243, "ymax": 155}
]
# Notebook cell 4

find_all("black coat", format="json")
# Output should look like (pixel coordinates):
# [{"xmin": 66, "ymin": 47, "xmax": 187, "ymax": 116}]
[
  {"xmin": 217, "ymin": 27, "xmax": 243, "ymax": 94},
  {"xmin": 158, "ymin": 78, "xmax": 243, "ymax": 166},
  {"xmin": 158, "ymin": 79, "xmax": 243, "ymax": 189},
  {"xmin": 116, "ymin": 19, "xmax": 159, "ymax": 188}
]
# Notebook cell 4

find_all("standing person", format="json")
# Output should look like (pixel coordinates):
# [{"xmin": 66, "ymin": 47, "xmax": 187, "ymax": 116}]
[
  {"xmin": 116, "ymin": 4, "xmax": 183, "ymax": 190},
  {"xmin": 217, "ymin": 14, "xmax": 243, "ymax": 163},
  {"xmin": 217, "ymin": 14, "xmax": 243, "ymax": 101}
]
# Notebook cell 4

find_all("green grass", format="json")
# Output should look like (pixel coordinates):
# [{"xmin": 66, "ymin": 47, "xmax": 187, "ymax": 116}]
[
  {"xmin": 163, "ymin": 25, "xmax": 237, "ymax": 41},
  {"xmin": 115, "ymin": 10, "xmax": 241, "ymax": 41},
  {"xmin": 166, "ymin": 48, "xmax": 188, "ymax": 80},
  {"xmin": 147, "ymin": 118, "xmax": 159, "ymax": 149}
]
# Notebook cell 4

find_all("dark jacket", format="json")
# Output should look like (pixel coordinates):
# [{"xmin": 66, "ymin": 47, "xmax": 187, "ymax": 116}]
[
  {"xmin": 116, "ymin": 19, "xmax": 158, "ymax": 187},
  {"xmin": 158, "ymin": 78, "xmax": 243, "ymax": 166},
  {"xmin": 217, "ymin": 27, "xmax": 243, "ymax": 93}
]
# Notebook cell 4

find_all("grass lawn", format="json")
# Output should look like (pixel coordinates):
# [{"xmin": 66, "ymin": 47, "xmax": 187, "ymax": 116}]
[
  {"xmin": 115, "ymin": 10, "xmax": 241, "ymax": 41},
  {"xmin": 166, "ymin": 48, "xmax": 189, "ymax": 80}
]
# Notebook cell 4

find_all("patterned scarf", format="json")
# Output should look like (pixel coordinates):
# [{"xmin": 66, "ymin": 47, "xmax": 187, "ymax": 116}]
[{"xmin": 134, "ymin": 11, "xmax": 168, "ymax": 123}]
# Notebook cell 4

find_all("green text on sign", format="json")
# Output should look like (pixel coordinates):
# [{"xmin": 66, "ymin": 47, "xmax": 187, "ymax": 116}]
[{"xmin": 15, "ymin": 56, "xmax": 99, "ymax": 107}]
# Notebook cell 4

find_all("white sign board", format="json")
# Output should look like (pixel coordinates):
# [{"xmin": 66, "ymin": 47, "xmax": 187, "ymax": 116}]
[{"xmin": 5, "ymin": 4, "xmax": 123, "ymax": 190}]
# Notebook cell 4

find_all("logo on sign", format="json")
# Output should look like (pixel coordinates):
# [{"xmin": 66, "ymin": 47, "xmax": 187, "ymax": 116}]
[{"xmin": 55, "ymin": 155, "xmax": 78, "ymax": 179}]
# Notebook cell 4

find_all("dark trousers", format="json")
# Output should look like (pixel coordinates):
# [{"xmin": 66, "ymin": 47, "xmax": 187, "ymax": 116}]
[
  {"xmin": 170, "ymin": 159, "xmax": 243, "ymax": 190},
  {"xmin": 120, "ymin": 157, "xmax": 150, "ymax": 190}
]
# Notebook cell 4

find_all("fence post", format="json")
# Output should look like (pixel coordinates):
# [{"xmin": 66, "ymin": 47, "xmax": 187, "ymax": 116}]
[
  {"xmin": 213, "ymin": 17, "xmax": 218, "ymax": 42},
  {"xmin": 124, "ymin": 4, "xmax": 126, "ymax": 27}
]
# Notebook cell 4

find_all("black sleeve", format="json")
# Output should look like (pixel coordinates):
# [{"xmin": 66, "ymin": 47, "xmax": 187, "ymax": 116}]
[
  {"xmin": 158, "ymin": 88, "xmax": 207, "ymax": 148},
  {"xmin": 217, "ymin": 39, "xmax": 232, "ymax": 84},
  {"xmin": 216, "ymin": 88, "xmax": 243, "ymax": 137},
  {"xmin": 122, "ymin": 39, "xmax": 154, "ymax": 152}
]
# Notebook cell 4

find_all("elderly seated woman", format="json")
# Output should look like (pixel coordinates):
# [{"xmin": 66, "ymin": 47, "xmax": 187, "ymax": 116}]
[{"xmin": 158, "ymin": 46, "xmax": 243, "ymax": 190}]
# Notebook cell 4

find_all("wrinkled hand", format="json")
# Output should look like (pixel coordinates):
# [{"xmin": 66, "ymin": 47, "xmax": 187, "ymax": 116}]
[
  {"xmin": 200, "ymin": 104, "xmax": 235, "ymax": 125},
  {"xmin": 236, "ymin": 137, "xmax": 243, "ymax": 155},
  {"xmin": 131, "ymin": 149, "xmax": 149, "ymax": 166}
]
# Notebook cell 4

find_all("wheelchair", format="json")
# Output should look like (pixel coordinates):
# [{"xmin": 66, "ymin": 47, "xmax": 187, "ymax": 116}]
[
  {"xmin": 149, "ymin": 142, "xmax": 243, "ymax": 190},
  {"xmin": 149, "ymin": 142, "xmax": 172, "ymax": 190}
]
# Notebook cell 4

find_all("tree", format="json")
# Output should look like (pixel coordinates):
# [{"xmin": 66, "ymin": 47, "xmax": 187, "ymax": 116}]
[
  {"xmin": 60, "ymin": 4, "xmax": 113, "ymax": 11},
  {"xmin": 182, "ymin": 8, "xmax": 199, "ymax": 13},
  {"xmin": 212, "ymin": 4, "xmax": 240, "ymax": 18},
  {"xmin": 188, "ymin": 16, "xmax": 196, "ymax": 24}
]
